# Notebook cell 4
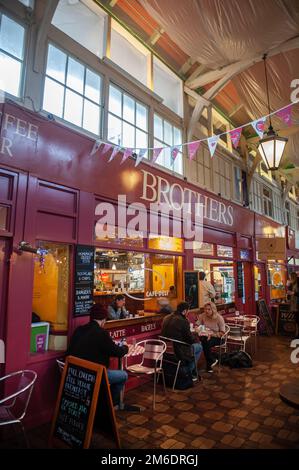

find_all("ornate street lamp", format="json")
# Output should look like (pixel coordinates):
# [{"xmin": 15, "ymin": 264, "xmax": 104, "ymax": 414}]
[{"xmin": 258, "ymin": 55, "xmax": 288, "ymax": 171}]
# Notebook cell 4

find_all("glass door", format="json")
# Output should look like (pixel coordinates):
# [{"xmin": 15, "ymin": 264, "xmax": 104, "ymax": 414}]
[{"xmin": 0, "ymin": 238, "xmax": 10, "ymax": 373}]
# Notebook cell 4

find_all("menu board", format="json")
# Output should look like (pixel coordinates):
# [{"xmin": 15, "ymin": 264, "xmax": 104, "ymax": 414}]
[
  {"xmin": 184, "ymin": 271, "xmax": 199, "ymax": 310},
  {"xmin": 74, "ymin": 245, "xmax": 94, "ymax": 317},
  {"xmin": 236, "ymin": 262, "xmax": 244, "ymax": 298},
  {"xmin": 50, "ymin": 356, "xmax": 120, "ymax": 449},
  {"xmin": 276, "ymin": 303, "xmax": 297, "ymax": 337},
  {"xmin": 257, "ymin": 299, "xmax": 274, "ymax": 335}
]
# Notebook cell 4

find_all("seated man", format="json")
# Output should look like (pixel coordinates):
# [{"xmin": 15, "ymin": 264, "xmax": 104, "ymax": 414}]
[
  {"xmin": 196, "ymin": 301, "xmax": 225, "ymax": 372},
  {"xmin": 161, "ymin": 301, "xmax": 202, "ymax": 381},
  {"xmin": 67, "ymin": 303, "xmax": 137, "ymax": 411},
  {"xmin": 108, "ymin": 294, "xmax": 129, "ymax": 320}
]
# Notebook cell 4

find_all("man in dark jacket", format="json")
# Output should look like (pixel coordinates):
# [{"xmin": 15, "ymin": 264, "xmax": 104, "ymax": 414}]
[
  {"xmin": 67, "ymin": 303, "xmax": 136, "ymax": 410},
  {"xmin": 161, "ymin": 301, "xmax": 202, "ymax": 380}
]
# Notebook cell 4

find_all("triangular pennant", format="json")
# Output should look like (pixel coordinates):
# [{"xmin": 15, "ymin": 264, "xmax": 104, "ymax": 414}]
[
  {"xmin": 120, "ymin": 148, "xmax": 133, "ymax": 165},
  {"xmin": 90, "ymin": 139, "xmax": 102, "ymax": 156},
  {"xmin": 101, "ymin": 143, "xmax": 112, "ymax": 156},
  {"xmin": 228, "ymin": 127, "xmax": 242, "ymax": 149},
  {"xmin": 152, "ymin": 147, "xmax": 163, "ymax": 164},
  {"xmin": 108, "ymin": 146, "xmax": 121, "ymax": 163},
  {"xmin": 251, "ymin": 117, "xmax": 266, "ymax": 138},
  {"xmin": 135, "ymin": 148, "xmax": 147, "ymax": 167},
  {"xmin": 188, "ymin": 141, "xmax": 200, "ymax": 160},
  {"xmin": 276, "ymin": 105, "xmax": 292, "ymax": 127},
  {"xmin": 171, "ymin": 146, "xmax": 180, "ymax": 161},
  {"xmin": 207, "ymin": 135, "xmax": 220, "ymax": 157}
]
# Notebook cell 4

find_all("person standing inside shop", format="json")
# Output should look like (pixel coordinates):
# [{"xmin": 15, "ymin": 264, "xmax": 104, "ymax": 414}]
[
  {"xmin": 287, "ymin": 272, "xmax": 299, "ymax": 339},
  {"xmin": 108, "ymin": 294, "xmax": 129, "ymax": 320},
  {"xmin": 67, "ymin": 304, "xmax": 137, "ymax": 411},
  {"xmin": 199, "ymin": 271, "xmax": 216, "ymax": 308}
]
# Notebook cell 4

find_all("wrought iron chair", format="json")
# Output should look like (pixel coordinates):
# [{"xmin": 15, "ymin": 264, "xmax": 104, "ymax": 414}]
[
  {"xmin": 243, "ymin": 315, "xmax": 260, "ymax": 354},
  {"xmin": 124, "ymin": 339, "xmax": 167, "ymax": 410},
  {"xmin": 158, "ymin": 335, "xmax": 200, "ymax": 389},
  {"xmin": 0, "ymin": 370, "xmax": 37, "ymax": 447},
  {"xmin": 226, "ymin": 323, "xmax": 251, "ymax": 352},
  {"xmin": 211, "ymin": 324, "xmax": 230, "ymax": 372}
]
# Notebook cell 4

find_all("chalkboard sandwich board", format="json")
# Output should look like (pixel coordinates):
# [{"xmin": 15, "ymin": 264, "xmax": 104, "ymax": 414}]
[
  {"xmin": 257, "ymin": 299, "xmax": 274, "ymax": 336},
  {"xmin": 49, "ymin": 356, "xmax": 120, "ymax": 449},
  {"xmin": 184, "ymin": 271, "xmax": 199, "ymax": 310},
  {"xmin": 74, "ymin": 245, "xmax": 95, "ymax": 317},
  {"xmin": 276, "ymin": 303, "xmax": 298, "ymax": 337}
]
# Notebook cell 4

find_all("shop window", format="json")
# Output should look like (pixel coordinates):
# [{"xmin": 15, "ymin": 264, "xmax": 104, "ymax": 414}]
[
  {"xmin": 188, "ymin": 146, "xmax": 211, "ymax": 189},
  {"xmin": 148, "ymin": 235, "xmax": 183, "ymax": 252},
  {"xmin": 43, "ymin": 44, "xmax": 103, "ymax": 135},
  {"xmin": 94, "ymin": 249, "xmax": 182, "ymax": 315},
  {"xmin": 52, "ymin": 0, "xmax": 107, "ymax": 58},
  {"xmin": 153, "ymin": 114, "xmax": 182, "ymax": 175},
  {"xmin": 234, "ymin": 167, "xmax": 242, "ymax": 202},
  {"xmin": 285, "ymin": 201, "xmax": 290, "ymax": 226},
  {"xmin": 217, "ymin": 245, "xmax": 233, "ymax": 258},
  {"xmin": 110, "ymin": 20, "xmax": 150, "ymax": 87},
  {"xmin": 193, "ymin": 242, "xmax": 214, "ymax": 256},
  {"xmin": 193, "ymin": 258, "xmax": 235, "ymax": 305},
  {"xmin": 213, "ymin": 157, "xmax": 232, "ymax": 199},
  {"xmin": 240, "ymin": 249, "xmax": 250, "ymax": 261},
  {"xmin": 252, "ymin": 179, "xmax": 262, "ymax": 213},
  {"xmin": 267, "ymin": 262, "xmax": 287, "ymax": 300},
  {"xmin": 108, "ymin": 84, "xmax": 148, "ymax": 154},
  {"xmin": 0, "ymin": 13, "xmax": 25, "ymax": 97},
  {"xmin": 32, "ymin": 242, "xmax": 70, "ymax": 338},
  {"xmin": 0, "ymin": 205, "xmax": 8, "ymax": 230},
  {"xmin": 262, "ymin": 186, "xmax": 273, "ymax": 218},
  {"xmin": 153, "ymin": 57, "xmax": 183, "ymax": 116}
]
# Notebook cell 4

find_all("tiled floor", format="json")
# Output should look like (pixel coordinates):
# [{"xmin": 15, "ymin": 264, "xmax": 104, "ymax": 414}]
[{"xmin": 1, "ymin": 335, "xmax": 298, "ymax": 449}]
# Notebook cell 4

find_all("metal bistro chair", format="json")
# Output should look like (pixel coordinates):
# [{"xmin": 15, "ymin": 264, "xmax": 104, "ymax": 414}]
[
  {"xmin": 211, "ymin": 324, "xmax": 230, "ymax": 372},
  {"xmin": 226, "ymin": 323, "xmax": 251, "ymax": 353},
  {"xmin": 0, "ymin": 370, "xmax": 37, "ymax": 447},
  {"xmin": 243, "ymin": 315, "xmax": 260, "ymax": 354},
  {"xmin": 56, "ymin": 359, "xmax": 65, "ymax": 375},
  {"xmin": 159, "ymin": 335, "xmax": 199, "ymax": 389},
  {"xmin": 125, "ymin": 339, "xmax": 167, "ymax": 410}
]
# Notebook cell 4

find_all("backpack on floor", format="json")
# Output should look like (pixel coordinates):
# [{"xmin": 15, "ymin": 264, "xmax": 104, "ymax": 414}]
[
  {"xmin": 162, "ymin": 356, "xmax": 194, "ymax": 390},
  {"xmin": 220, "ymin": 350, "xmax": 253, "ymax": 368}
]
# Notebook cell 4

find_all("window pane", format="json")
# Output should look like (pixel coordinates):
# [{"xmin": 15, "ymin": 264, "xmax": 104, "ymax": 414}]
[
  {"xmin": 66, "ymin": 57, "xmax": 84, "ymax": 94},
  {"xmin": 122, "ymin": 121, "xmax": 135, "ymax": 148},
  {"xmin": 108, "ymin": 113, "xmax": 122, "ymax": 145},
  {"xmin": 136, "ymin": 102, "xmax": 147, "ymax": 131},
  {"xmin": 43, "ymin": 77, "xmax": 64, "ymax": 117},
  {"xmin": 52, "ymin": 0, "xmax": 107, "ymax": 58},
  {"xmin": 46, "ymin": 44, "xmax": 66, "ymax": 84},
  {"xmin": 136, "ymin": 129, "xmax": 148, "ymax": 154},
  {"xmin": 0, "ymin": 52, "xmax": 21, "ymax": 96},
  {"xmin": 83, "ymin": 99, "xmax": 100, "ymax": 135},
  {"xmin": 109, "ymin": 85, "xmax": 122, "ymax": 117},
  {"xmin": 123, "ymin": 94, "xmax": 135, "ymax": 124},
  {"xmin": 173, "ymin": 152, "xmax": 183, "ymax": 174},
  {"xmin": 154, "ymin": 114, "xmax": 163, "ymax": 140},
  {"xmin": 85, "ymin": 68, "xmax": 101, "ymax": 104},
  {"xmin": 64, "ymin": 89, "xmax": 83, "ymax": 126},
  {"xmin": 153, "ymin": 56, "xmax": 183, "ymax": 116},
  {"xmin": 0, "ymin": 205, "xmax": 8, "ymax": 230},
  {"xmin": 0, "ymin": 15, "xmax": 25, "ymax": 59},
  {"xmin": 164, "ymin": 120, "xmax": 172, "ymax": 145},
  {"xmin": 173, "ymin": 127, "xmax": 182, "ymax": 145}
]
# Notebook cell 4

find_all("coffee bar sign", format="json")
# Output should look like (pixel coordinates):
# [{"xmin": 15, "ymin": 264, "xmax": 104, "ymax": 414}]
[{"xmin": 0, "ymin": 111, "xmax": 39, "ymax": 157}]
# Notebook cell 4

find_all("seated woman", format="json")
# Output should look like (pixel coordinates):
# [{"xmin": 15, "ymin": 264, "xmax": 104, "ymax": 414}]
[
  {"xmin": 107, "ymin": 294, "xmax": 129, "ymax": 320},
  {"xmin": 196, "ymin": 301, "xmax": 225, "ymax": 373}
]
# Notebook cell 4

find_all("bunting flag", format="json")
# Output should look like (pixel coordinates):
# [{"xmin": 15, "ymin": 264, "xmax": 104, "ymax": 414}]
[
  {"xmin": 229, "ymin": 127, "xmax": 242, "ymax": 149},
  {"xmin": 108, "ymin": 146, "xmax": 121, "ymax": 163},
  {"xmin": 170, "ymin": 146, "xmax": 180, "ymax": 161},
  {"xmin": 207, "ymin": 135, "xmax": 220, "ymax": 157},
  {"xmin": 120, "ymin": 148, "xmax": 133, "ymax": 164},
  {"xmin": 101, "ymin": 143, "xmax": 112, "ymax": 156},
  {"xmin": 188, "ymin": 141, "xmax": 200, "ymax": 160},
  {"xmin": 251, "ymin": 117, "xmax": 266, "ymax": 138},
  {"xmin": 135, "ymin": 148, "xmax": 147, "ymax": 167},
  {"xmin": 276, "ymin": 104, "xmax": 292, "ymax": 127},
  {"xmin": 90, "ymin": 139, "xmax": 102, "ymax": 156},
  {"xmin": 152, "ymin": 147, "xmax": 163, "ymax": 164}
]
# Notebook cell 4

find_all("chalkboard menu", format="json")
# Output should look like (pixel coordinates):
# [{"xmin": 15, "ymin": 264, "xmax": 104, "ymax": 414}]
[
  {"xmin": 276, "ymin": 303, "xmax": 297, "ymax": 337},
  {"xmin": 50, "ymin": 356, "xmax": 120, "ymax": 449},
  {"xmin": 257, "ymin": 299, "xmax": 274, "ymax": 335},
  {"xmin": 236, "ymin": 262, "xmax": 244, "ymax": 298},
  {"xmin": 184, "ymin": 271, "xmax": 199, "ymax": 310},
  {"xmin": 74, "ymin": 245, "xmax": 94, "ymax": 316}
]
